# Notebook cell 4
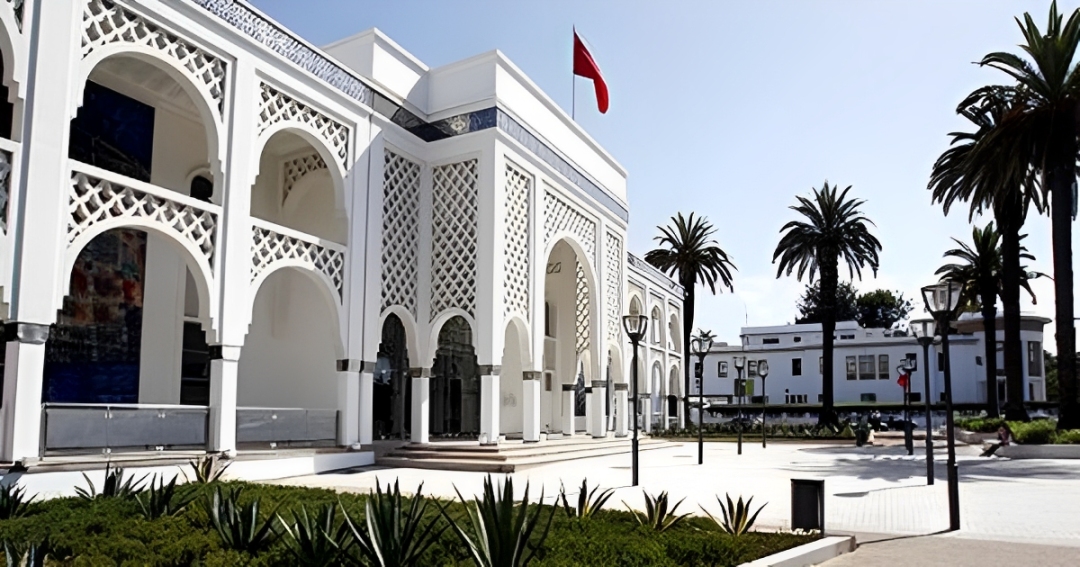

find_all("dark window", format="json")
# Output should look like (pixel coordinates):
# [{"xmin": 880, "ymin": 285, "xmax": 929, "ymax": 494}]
[
  {"xmin": 0, "ymin": 56, "xmax": 11, "ymax": 139},
  {"xmin": 718, "ymin": 361, "xmax": 728, "ymax": 377},
  {"xmin": 878, "ymin": 354, "xmax": 889, "ymax": 379},
  {"xmin": 860, "ymin": 393, "xmax": 877, "ymax": 402},
  {"xmin": 1028, "ymin": 342, "xmax": 1043, "ymax": 376},
  {"xmin": 940, "ymin": 392, "xmax": 947, "ymax": 402},
  {"xmin": 819, "ymin": 356, "xmax": 823, "ymax": 374},
  {"xmin": 793, "ymin": 336, "xmax": 802, "ymax": 343},
  {"xmin": 846, "ymin": 356, "xmax": 857, "ymax": 380},
  {"xmin": 748, "ymin": 360, "xmax": 758, "ymax": 377},
  {"xmin": 792, "ymin": 358, "xmax": 802, "ymax": 376},
  {"xmin": 762, "ymin": 337, "xmax": 780, "ymax": 345},
  {"xmin": 938, "ymin": 352, "xmax": 945, "ymax": 369},
  {"xmin": 859, "ymin": 355, "xmax": 874, "ymax": 380},
  {"xmin": 1029, "ymin": 383, "xmax": 1035, "ymax": 401},
  {"xmin": 976, "ymin": 356, "xmax": 983, "ymax": 366},
  {"xmin": 190, "ymin": 175, "xmax": 213, "ymax": 202},
  {"xmin": 544, "ymin": 303, "xmax": 553, "ymax": 337},
  {"xmin": 70, "ymin": 81, "xmax": 155, "ymax": 182},
  {"xmin": 908, "ymin": 392, "xmax": 922, "ymax": 403},
  {"xmin": 180, "ymin": 321, "xmax": 210, "ymax": 405},
  {"xmin": 840, "ymin": 334, "xmax": 855, "ymax": 340}
]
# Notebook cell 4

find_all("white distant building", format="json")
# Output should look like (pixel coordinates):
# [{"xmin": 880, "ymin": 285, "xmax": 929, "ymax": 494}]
[{"xmin": 698, "ymin": 314, "xmax": 1049, "ymax": 410}]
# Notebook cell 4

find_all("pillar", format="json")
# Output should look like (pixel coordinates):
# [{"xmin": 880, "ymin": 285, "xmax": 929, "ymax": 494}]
[
  {"xmin": 643, "ymin": 396, "xmax": 652, "ymax": 434},
  {"xmin": 584, "ymin": 387, "xmax": 592, "ymax": 435},
  {"xmin": 614, "ymin": 383, "xmax": 628, "ymax": 437},
  {"xmin": 208, "ymin": 345, "xmax": 241, "ymax": 455},
  {"xmin": 561, "ymin": 383, "xmax": 575, "ymax": 435},
  {"xmin": 410, "ymin": 368, "xmax": 429, "ymax": 444},
  {"xmin": 522, "ymin": 371, "xmax": 541, "ymax": 442},
  {"xmin": 479, "ymin": 366, "xmax": 500, "ymax": 445},
  {"xmin": 336, "ymin": 359, "xmax": 361, "ymax": 447},
  {"xmin": 591, "ymin": 381, "xmax": 606, "ymax": 438},
  {"xmin": 1, "ymin": 324, "xmax": 49, "ymax": 463},
  {"xmin": 359, "ymin": 365, "xmax": 374, "ymax": 445}
]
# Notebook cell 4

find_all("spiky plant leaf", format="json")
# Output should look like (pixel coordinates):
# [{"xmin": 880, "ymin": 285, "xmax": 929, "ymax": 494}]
[
  {"xmin": 701, "ymin": 493, "xmax": 768, "ymax": 536},
  {"xmin": 0, "ymin": 483, "xmax": 35, "ymax": 520},
  {"xmin": 136, "ymin": 474, "xmax": 193, "ymax": 520},
  {"xmin": 342, "ymin": 479, "xmax": 447, "ymax": 567},
  {"xmin": 443, "ymin": 475, "xmax": 554, "ymax": 567},
  {"xmin": 279, "ymin": 503, "xmax": 352, "ymax": 566}
]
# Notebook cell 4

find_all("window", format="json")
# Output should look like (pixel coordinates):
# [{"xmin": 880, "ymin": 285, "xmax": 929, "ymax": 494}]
[
  {"xmin": 840, "ymin": 334, "xmax": 855, "ymax": 340},
  {"xmin": 976, "ymin": 356, "xmax": 983, "ymax": 366},
  {"xmin": 860, "ymin": 393, "xmax": 877, "ymax": 402},
  {"xmin": 846, "ymin": 356, "xmax": 857, "ymax": 380},
  {"xmin": 909, "ymin": 392, "xmax": 922, "ymax": 403},
  {"xmin": 544, "ymin": 372, "xmax": 552, "ymax": 391},
  {"xmin": 906, "ymin": 353, "xmax": 918, "ymax": 371},
  {"xmin": 763, "ymin": 337, "xmax": 780, "ymax": 345},
  {"xmin": 794, "ymin": 336, "xmax": 802, "ymax": 343},
  {"xmin": 785, "ymin": 394, "xmax": 807, "ymax": 404},
  {"xmin": 940, "ymin": 392, "xmax": 947, "ymax": 402},
  {"xmin": 1028, "ymin": 342, "xmax": 1043, "ymax": 376},
  {"xmin": 544, "ymin": 303, "xmax": 553, "ymax": 337},
  {"xmin": 792, "ymin": 358, "xmax": 802, "ymax": 376},
  {"xmin": 748, "ymin": 360, "xmax": 758, "ymax": 377},
  {"xmin": 819, "ymin": 356, "xmax": 823, "ymax": 375},
  {"xmin": 191, "ymin": 175, "xmax": 213, "ymax": 202},
  {"xmin": 1029, "ymin": 383, "xmax": 1036, "ymax": 401},
  {"xmin": 878, "ymin": 354, "xmax": 889, "ymax": 379},
  {"xmin": 859, "ymin": 355, "xmax": 875, "ymax": 380},
  {"xmin": 818, "ymin": 394, "xmax": 824, "ymax": 403},
  {"xmin": 938, "ymin": 352, "xmax": 945, "ymax": 369},
  {"xmin": 718, "ymin": 361, "xmax": 728, "ymax": 377}
]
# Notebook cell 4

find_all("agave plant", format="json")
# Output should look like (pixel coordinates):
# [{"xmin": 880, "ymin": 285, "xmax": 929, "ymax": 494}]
[
  {"xmin": 0, "ymin": 483, "xmax": 35, "ymax": 520},
  {"xmin": 343, "ymin": 479, "xmax": 447, "ymax": 567},
  {"xmin": 279, "ymin": 503, "xmax": 353, "ymax": 566},
  {"xmin": 558, "ymin": 478, "xmax": 614, "ymax": 519},
  {"xmin": 2, "ymin": 539, "xmax": 49, "ymax": 567},
  {"xmin": 701, "ymin": 494, "xmax": 767, "ymax": 537},
  {"xmin": 444, "ymin": 475, "xmax": 553, "ymax": 567},
  {"xmin": 185, "ymin": 455, "xmax": 231, "ymax": 484},
  {"xmin": 136, "ymin": 474, "xmax": 194, "ymax": 520},
  {"xmin": 75, "ymin": 463, "xmax": 146, "ymax": 500},
  {"xmin": 623, "ymin": 490, "xmax": 688, "ymax": 533},
  {"xmin": 203, "ymin": 485, "xmax": 280, "ymax": 553}
]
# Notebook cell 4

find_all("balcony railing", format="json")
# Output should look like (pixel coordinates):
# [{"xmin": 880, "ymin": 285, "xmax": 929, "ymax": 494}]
[
  {"xmin": 236, "ymin": 407, "xmax": 338, "ymax": 448},
  {"xmin": 250, "ymin": 218, "xmax": 345, "ymax": 299},
  {"xmin": 42, "ymin": 403, "xmax": 209, "ymax": 454},
  {"xmin": 0, "ymin": 137, "xmax": 19, "ymax": 234}
]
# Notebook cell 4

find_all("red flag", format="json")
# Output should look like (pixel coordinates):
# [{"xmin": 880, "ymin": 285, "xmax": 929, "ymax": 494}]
[
  {"xmin": 573, "ymin": 30, "xmax": 609, "ymax": 114},
  {"xmin": 897, "ymin": 374, "xmax": 909, "ymax": 389}
]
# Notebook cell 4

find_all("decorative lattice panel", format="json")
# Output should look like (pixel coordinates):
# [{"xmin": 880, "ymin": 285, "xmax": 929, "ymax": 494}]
[
  {"xmin": 251, "ymin": 225, "xmax": 344, "ymax": 299},
  {"xmin": 281, "ymin": 153, "xmax": 327, "ymax": 204},
  {"xmin": 575, "ymin": 260, "xmax": 591, "ymax": 355},
  {"xmin": 503, "ymin": 162, "xmax": 531, "ymax": 320},
  {"xmin": 258, "ymin": 83, "xmax": 349, "ymax": 169},
  {"xmin": 82, "ymin": 0, "xmax": 226, "ymax": 114},
  {"xmin": 0, "ymin": 149, "xmax": 10, "ymax": 233},
  {"xmin": 381, "ymin": 150, "xmax": 421, "ymax": 316},
  {"xmin": 5, "ymin": 0, "xmax": 23, "ymax": 30},
  {"xmin": 69, "ymin": 171, "xmax": 217, "ymax": 265},
  {"xmin": 604, "ymin": 231, "xmax": 623, "ymax": 341},
  {"xmin": 543, "ymin": 187, "xmax": 595, "ymax": 258},
  {"xmin": 431, "ymin": 160, "xmax": 478, "ymax": 318}
]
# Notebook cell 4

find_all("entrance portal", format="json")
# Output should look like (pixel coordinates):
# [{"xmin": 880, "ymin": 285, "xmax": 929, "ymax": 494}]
[
  {"xmin": 431, "ymin": 316, "xmax": 479, "ymax": 436},
  {"xmin": 375, "ymin": 315, "xmax": 411, "ymax": 439}
]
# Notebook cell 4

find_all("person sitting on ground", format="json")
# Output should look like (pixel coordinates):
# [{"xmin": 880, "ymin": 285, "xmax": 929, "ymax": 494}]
[{"xmin": 980, "ymin": 423, "xmax": 1013, "ymax": 457}]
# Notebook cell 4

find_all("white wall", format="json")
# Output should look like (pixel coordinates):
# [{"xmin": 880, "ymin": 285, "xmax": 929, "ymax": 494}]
[{"xmin": 500, "ymin": 324, "xmax": 524, "ymax": 434}]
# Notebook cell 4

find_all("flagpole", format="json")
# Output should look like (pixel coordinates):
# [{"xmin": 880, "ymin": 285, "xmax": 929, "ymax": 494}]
[{"xmin": 571, "ymin": 26, "xmax": 576, "ymax": 120}]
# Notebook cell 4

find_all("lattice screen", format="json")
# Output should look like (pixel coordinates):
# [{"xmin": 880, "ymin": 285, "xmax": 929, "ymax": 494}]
[
  {"xmin": 543, "ymin": 186, "xmax": 595, "ymax": 258},
  {"xmin": 82, "ymin": 0, "xmax": 226, "ymax": 114},
  {"xmin": 576, "ymin": 260, "xmax": 590, "ymax": 355},
  {"xmin": 257, "ymin": 83, "xmax": 349, "ymax": 168},
  {"xmin": 604, "ymin": 231, "xmax": 623, "ymax": 341},
  {"xmin": 251, "ymin": 225, "xmax": 344, "ymax": 299},
  {"xmin": 503, "ymin": 162, "xmax": 531, "ymax": 320},
  {"xmin": 0, "ymin": 149, "xmax": 10, "ymax": 233},
  {"xmin": 69, "ymin": 171, "xmax": 217, "ymax": 266},
  {"xmin": 381, "ymin": 150, "xmax": 421, "ymax": 316},
  {"xmin": 431, "ymin": 160, "xmax": 478, "ymax": 318},
  {"xmin": 281, "ymin": 153, "xmax": 327, "ymax": 204}
]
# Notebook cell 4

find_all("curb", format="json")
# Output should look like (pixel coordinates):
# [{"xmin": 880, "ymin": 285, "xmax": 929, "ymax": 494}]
[{"xmin": 739, "ymin": 536, "xmax": 855, "ymax": 567}]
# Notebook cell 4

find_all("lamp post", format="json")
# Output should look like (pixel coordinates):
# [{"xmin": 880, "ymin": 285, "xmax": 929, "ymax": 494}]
[
  {"xmin": 759, "ymin": 359, "xmax": 769, "ymax": 448},
  {"xmin": 733, "ymin": 355, "xmax": 746, "ymax": 455},
  {"xmin": 911, "ymin": 320, "xmax": 935, "ymax": 485},
  {"xmin": 623, "ymin": 314, "xmax": 648, "ymax": 487},
  {"xmin": 897, "ymin": 360, "xmax": 915, "ymax": 456},
  {"xmin": 690, "ymin": 331, "xmax": 714, "ymax": 465},
  {"xmin": 921, "ymin": 282, "xmax": 962, "ymax": 531}
]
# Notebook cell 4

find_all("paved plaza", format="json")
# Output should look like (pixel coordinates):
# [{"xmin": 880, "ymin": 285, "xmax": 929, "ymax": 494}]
[{"xmin": 275, "ymin": 440, "xmax": 1080, "ymax": 563}]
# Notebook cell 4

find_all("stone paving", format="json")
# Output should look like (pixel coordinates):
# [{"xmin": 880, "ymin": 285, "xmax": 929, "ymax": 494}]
[{"xmin": 274, "ymin": 440, "xmax": 1080, "ymax": 551}]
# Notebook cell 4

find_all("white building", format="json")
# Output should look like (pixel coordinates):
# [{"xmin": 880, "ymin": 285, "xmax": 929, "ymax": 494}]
[
  {"xmin": 699, "ymin": 315, "xmax": 1049, "ymax": 409},
  {"xmin": 0, "ymin": 0, "xmax": 682, "ymax": 471}
]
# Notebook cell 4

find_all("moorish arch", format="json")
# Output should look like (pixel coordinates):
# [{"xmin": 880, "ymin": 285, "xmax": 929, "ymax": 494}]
[
  {"xmin": 500, "ymin": 316, "xmax": 532, "ymax": 435},
  {"xmin": 374, "ymin": 312, "xmax": 413, "ymax": 439},
  {"xmin": 430, "ymin": 314, "xmax": 480, "ymax": 436}
]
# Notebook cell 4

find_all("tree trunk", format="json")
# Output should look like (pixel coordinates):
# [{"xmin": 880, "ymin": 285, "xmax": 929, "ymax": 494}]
[
  {"xmin": 998, "ymin": 210, "xmax": 1028, "ymax": 421},
  {"xmin": 1049, "ymin": 116, "xmax": 1078, "ymax": 429},
  {"xmin": 980, "ymin": 278, "xmax": 1000, "ymax": 418},
  {"xmin": 819, "ymin": 260, "xmax": 839, "ymax": 427},
  {"xmin": 682, "ymin": 280, "xmax": 695, "ymax": 429}
]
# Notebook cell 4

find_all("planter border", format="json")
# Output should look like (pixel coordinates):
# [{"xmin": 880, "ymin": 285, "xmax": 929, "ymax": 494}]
[{"xmin": 739, "ymin": 535, "xmax": 854, "ymax": 567}]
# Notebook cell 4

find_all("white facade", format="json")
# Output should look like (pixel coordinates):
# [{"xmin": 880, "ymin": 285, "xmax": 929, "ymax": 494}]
[
  {"xmin": 700, "ymin": 315, "xmax": 1049, "ymax": 409},
  {"xmin": 0, "ymin": 0, "xmax": 682, "ymax": 466}
]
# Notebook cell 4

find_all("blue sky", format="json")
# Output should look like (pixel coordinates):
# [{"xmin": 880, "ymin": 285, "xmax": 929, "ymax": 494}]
[{"xmin": 252, "ymin": 0, "xmax": 1071, "ymax": 350}]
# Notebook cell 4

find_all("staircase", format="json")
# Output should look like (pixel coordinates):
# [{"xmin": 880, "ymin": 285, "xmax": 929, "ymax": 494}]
[{"xmin": 376, "ymin": 436, "xmax": 676, "ymax": 473}]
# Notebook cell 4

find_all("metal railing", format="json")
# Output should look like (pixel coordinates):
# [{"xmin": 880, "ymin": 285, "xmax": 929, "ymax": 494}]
[
  {"xmin": 236, "ymin": 407, "xmax": 338, "ymax": 448},
  {"xmin": 42, "ymin": 403, "xmax": 209, "ymax": 454}
]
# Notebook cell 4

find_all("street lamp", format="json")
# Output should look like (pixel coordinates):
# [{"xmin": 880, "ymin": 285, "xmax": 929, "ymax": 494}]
[
  {"xmin": 911, "ymin": 320, "xmax": 935, "ymax": 485},
  {"xmin": 897, "ymin": 360, "xmax": 915, "ymax": 456},
  {"xmin": 758, "ymin": 359, "xmax": 769, "ymax": 448},
  {"xmin": 921, "ymin": 282, "xmax": 962, "ymax": 531},
  {"xmin": 733, "ymin": 355, "xmax": 746, "ymax": 455},
  {"xmin": 623, "ymin": 314, "xmax": 648, "ymax": 487},
  {"xmin": 690, "ymin": 331, "xmax": 714, "ymax": 465}
]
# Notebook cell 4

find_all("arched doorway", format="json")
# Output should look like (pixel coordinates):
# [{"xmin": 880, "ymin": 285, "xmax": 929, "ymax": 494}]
[
  {"xmin": 651, "ymin": 361, "xmax": 663, "ymax": 429},
  {"xmin": 375, "ymin": 314, "xmax": 411, "ymax": 439},
  {"xmin": 431, "ymin": 316, "xmax": 479, "ymax": 436},
  {"xmin": 543, "ymin": 238, "xmax": 596, "ymax": 434},
  {"xmin": 668, "ymin": 366, "xmax": 680, "ymax": 428}
]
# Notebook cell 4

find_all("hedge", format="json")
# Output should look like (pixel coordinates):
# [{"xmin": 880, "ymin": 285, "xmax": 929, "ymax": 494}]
[
  {"xmin": 0, "ymin": 481, "xmax": 814, "ymax": 566},
  {"xmin": 955, "ymin": 417, "xmax": 1080, "ymax": 444}
]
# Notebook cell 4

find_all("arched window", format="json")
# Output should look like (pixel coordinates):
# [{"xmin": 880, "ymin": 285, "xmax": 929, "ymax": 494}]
[
  {"xmin": 544, "ymin": 302, "xmax": 554, "ymax": 338},
  {"xmin": 190, "ymin": 174, "xmax": 213, "ymax": 203}
]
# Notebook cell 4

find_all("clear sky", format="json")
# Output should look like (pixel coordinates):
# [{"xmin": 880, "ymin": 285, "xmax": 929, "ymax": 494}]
[{"xmin": 251, "ymin": 0, "xmax": 1073, "ymax": 351}]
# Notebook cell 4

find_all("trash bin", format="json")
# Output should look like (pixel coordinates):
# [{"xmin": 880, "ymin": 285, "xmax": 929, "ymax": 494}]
[{"xmin": 791, "ymin": 478, "xmax": 824, "ymax": 532}]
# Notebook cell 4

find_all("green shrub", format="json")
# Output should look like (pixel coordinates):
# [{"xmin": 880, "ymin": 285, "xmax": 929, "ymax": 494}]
[
  {"xmin": 0, "ymin": 483, "xmax": 34, "ymax": 520},
  {"xmin": 955, "ymin": 417, "xmax": 1006, "ymax": 433},
  {"xmin": 345, "ymin": 479, "xmax": 447, "ymax": 567},
  {"xmin": 203, "ymin": 485, "xmax": 280, "ymax": 554},
  {"xmin": 1010, "ymin": 419, "xmax": 1057, "ymax": 444},
  {"xmin": 1052, "ymin": 429, "xmax": 1080, "ymax": 444},
  {"xmin": 445, "ymin": 474, "xmax": 554, "ymax": 567}
]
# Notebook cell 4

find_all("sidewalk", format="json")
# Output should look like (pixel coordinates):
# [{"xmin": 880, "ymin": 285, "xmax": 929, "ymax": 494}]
[{"xmin": 822, "ymin": 533, "xmax": 1079, "ymax": 566}]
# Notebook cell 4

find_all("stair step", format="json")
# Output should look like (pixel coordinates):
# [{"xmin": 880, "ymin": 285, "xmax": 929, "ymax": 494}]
[{"xmin": 376, "ymin": 438, "xmax": 678, "ymax": 473}]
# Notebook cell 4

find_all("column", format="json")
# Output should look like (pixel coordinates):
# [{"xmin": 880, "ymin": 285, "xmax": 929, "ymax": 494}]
[
  {"xmin": 584, "ymin": 387, "xmax": 592, "ymax": 435},
  {"xmin": 359, "ymin": 363, "xmax": 374, "ymax": 445},
  {"xmin": 410, "ymin": 368, "xmax": 429, "ymax": 444},
  {"xmin": 1, "ymin": 324, "xmax": 49, "ymax": 463},
  {"xmin": 643, "ymin": 396, "xmax": 652, "ymax": 434},
  {"xmin": 336, "ymin": 359, "xmax": 361, "ymax": 447},
  {"xmin": 479, "ymin": 366, "xmax": 500, "ymax": 445},
  {"xmin": 561, "ymin": 383, "xmax": 575, "ymax": 435},
  {"xmin": 591, "ymin": 380, "xmax": 607, "ymax": 438},
  {"xmin": 208, "ymin": 345, "xmax": 241, "ymax": 455},
  {"xmin": 522, "ymin": 371, "xmax": 541, "ymax": 442},
  {"xmin": 614, "ymin": 383, "xmax": 628, "ymax": 437}
]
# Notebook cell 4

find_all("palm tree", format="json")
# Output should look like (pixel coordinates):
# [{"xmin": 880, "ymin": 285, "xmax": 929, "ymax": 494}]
[
  {"xmin": 967, "ymin": 2, "xmax": 1080, "ymax": 427},
  {"xmin": 773, "ymin": 182, "xmax": 881, "ymax": 426},
  {"xmin": 936, "ymin": 223, "xmax": 1041, "ymax": 418},
  {"xmin": 646, "ymin": 213, "xmax": 736, "ymax": 423}
]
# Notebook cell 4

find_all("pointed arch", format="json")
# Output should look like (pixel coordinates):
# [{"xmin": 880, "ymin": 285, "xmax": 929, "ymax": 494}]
[{"xmin": 247, "ymin": 264, "xmax": 345, "ymax": 359}]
